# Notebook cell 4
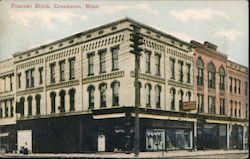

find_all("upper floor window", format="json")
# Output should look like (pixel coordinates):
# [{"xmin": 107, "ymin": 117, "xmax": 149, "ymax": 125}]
[
  {"xmin": 19, "ymin": 97, "xmax": 25, "ymax": 117},
  {"xmin": 59, "ymin": 90, "xmax": 66, "ymax": 113},
  {"xmin": 245, "ymin": 81, "xmax": 248, "ymax": 96},
  {"xmin": 111, "ymin": 81, "xmax": 120, "ymax": 106},
  {"xmin": 170, "ymin": 88, "xmax": 176, "ymax": 110},
  {"xmin": 87, "ymin": 53, "xmax": 94, "ymax": 76},
  {"xmin": 179, "ymin": 90, "xmax": 184, "ymax": 110},
  {"xmin": 187, "ymin": 91, "xmax": 191, "ymax": 101},
  {"xmin": 39, "ymin": 67, "xmax": 43, "ymax": 84},
  {"xmin": 59, "ymin": 60, "xmax": 65, "ymax": 81},
  {"xmin": 230, "ymin": 100, "xmax": 233, "ymax": 117},
  {"xmin": 25, "ymin": 69, "xmax": 35, "ymax": 88},
  {"xmin": 99, "ymin": 49, "xmax": 106, "ymax": 74},
  {"xmin": 155, "ymin": 85, "xmax": 161, "ymax": 108},
  {"xmin": 178, "ymin": 61, "xmax": 183, "ymax": 83},
  {"xmin": 234, "ymin": 78, "xmax": 237, "ymax": 94},
  {"xmin": 155, "ymin": 54, "xmax": 161, "ymax": 76},
  {"xmin": 219, "ymin": 66, "xmax": 225, "ymax": 91},
  {"xmin": 207, "ymin": 62, "xmax": 216, "ymax": 89},
  {"xmin": 229, "ymin": 77, "xmax": 233, "ymax": 93},
  {"xmin": 4, "ymin": 101, "xmax": 8, "ymax": 117},
  {"xmin": 196, "ymin": 58, "xmax": 204, "ymax": 86},
  {"xmin": 170, "ymin": 58, "xmax": 175, "ymax": 80},
  {"xmin": 50, "ymin": 92, "xmax": 56, "ymax": 113},
  {"xmin": 238, "ymin": 102, "xmax": 241, "ymax": 118},
  {"xmin": 69, "ymin": 89, "xmax": 76, "ymax": 111},
  {"xmin": 10, "ymin": 99, "xmax": 13, "ymax": 117},
  {"xmin": 35, "ymin": 94, "xmax": 41, "ymax": 115},
  {"xmin": 99, "ymin": 83, "xmax": 107, "ymax": 108},
  {"xmin": 111, "ymin": 47, "xmax": 119, "ymax": 71},
  {"xmin": 87, "ymin": 85, "xmax": 95, "ymax": 109},
  {"xmin": 238, "ymin": 80, "xmax": 241, "ymax": 94},
  {"xmin": 234, "ymin": 101, "xmax": 237, "ymax": 117},
  {"xmin": 208, "ymin": 96, "xmax": 216, "ymax": 114},
  {"xmin": 18, "ymin": 73, "xmax": 21, "ymax": 88},
  {"xmin": 69, "ymin": 57, "xmax": 75, "ymax": 79},
  {"xmin": 27, "ymin": 96, "xmax": 33, "ymax": 116},
  {"xmin": 197, "ymin": 94, "xmax": 204, "ymax": 113},
  {"xmin": 145, "ymin": 84, "xmax": 152, "ymax": 107},
  {"xmin": 246, "ymin": 104, "xmax": 248, "ymax": 119},
  {"xmin": 50, "ymin": 63, "xmax": 56, "ymax": 83},
  {"xmin": 145, "ymin": 50, "xmax": 151, "ymax": 73},
  {"xmin": 186, "ymin": 63, "xmax": 191, "ymax": 83},
  {"xmin": 10, "ymin": 75, "xmax": 13, "ymax": 91},
  {"xmin": 219, "ymin": 98, "xmax": 225, "ymax": 115}
]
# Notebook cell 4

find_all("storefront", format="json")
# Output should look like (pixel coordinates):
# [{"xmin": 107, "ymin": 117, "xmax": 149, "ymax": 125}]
[
  {"xmin": 230, "ymin": 124, "xmax": 243, "ymax": 150},
  {"xmin": 197, "ymin": 122, "xmax": 227, "ymax": 150}
]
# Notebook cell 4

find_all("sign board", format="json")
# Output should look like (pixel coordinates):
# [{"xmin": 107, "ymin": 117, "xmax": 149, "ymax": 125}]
[{"xmin": 182, "ymin": 101, "xmax": 196, "ymax": 111}]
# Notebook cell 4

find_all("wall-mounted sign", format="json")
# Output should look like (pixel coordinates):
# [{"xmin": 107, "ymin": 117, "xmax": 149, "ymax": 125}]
[{"xmin": 182, "ymin": 101, "xmax": 196, "ymax": 111}]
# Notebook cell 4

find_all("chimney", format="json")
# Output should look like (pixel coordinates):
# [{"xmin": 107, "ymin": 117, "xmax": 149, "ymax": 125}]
[{"xmin": 204, "ymin": 41, "xmax": 217, "ymax": 51}]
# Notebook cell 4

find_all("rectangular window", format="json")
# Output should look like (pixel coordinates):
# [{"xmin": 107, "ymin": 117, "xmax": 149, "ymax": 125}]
[
  {"xmin": 155, "ymin": 86, "xmax": 161, "ymax": 108},
  {"xmin": 25, "ymin": 69, "xmax": 34, "ymax": 88},
  {"xmin": 245, "ymin": 82, "xmax": 248, "ymax": 96},
  {"xmin": 18, "ymin": 73, "xmax": 21, "ymax": 88},
  {"xmin": 186, "ymin": 63, "xmax": 191, "ymax": 83},
  {"xmin": 69, "ymin": 57, "xmax": 75, "ymax": 79},
  {"xmin": 246, "ymin": 104, "xmax": 248, "ymax": 119},
  {"xmin": 234, "ymin": 78, "xmax": 237, "ymax": 94},
  {"xmin": 229, "ymin": 77, "xmax": 232, "ymax": 93},
  {"xmin": 238, "ymin": 80, "xmax": 241, "ymax": 94},
  {"xmin": 220, "ymin": 98, "xmax": 225, "ymax": 115},
  {"xmin": 197, "ymin": 68, "xmax": 203, "ymax": 86},
  {"xmin": 234, "ymin": 101, "xmax": 237, "ymax": 117},
  {"xmin": 99, "ymin": 50, "xmax": 106, "ymax": 73},
  {"xmin": 59, "ymin": 60, "xmax": 65, "ymax": 81},
  {"xmin": 178, "ymin": 61, "xmax": 183, "ymax": 82},
  {"xmin": 170, "ymin": 58, "xmax": 175, "ymax": 79},
  {"xmin": 155, "ymin": 54, "xmax": 161, "ymax": 76},
  {"xmin": 111, "ymin": 47, "xmax": 119, "ymax": 71},
  {"xmin": 208, "ymin": 96, "xmax": 216, "ymax": 114},
  {"xmin": 197, "ymin": 94, "xmax": 204, "ymax": 113},
  {"xmin": 88, "ymin": 53, "xmax": 94, "ymax": 76},
  {"xmin": 230, "ymin": 100, "xmax": 233, "ymax": 117},
  {"xmin": 145, "ymin": 51, "xmax": 151, "ymax": 73},
  {"xmin": 39, "ymin": 67, "xmax": 43, "ymax": 84},
  {"xmin": 219, "ymin": 75, "xmax": 225, "ymax": 91},
  {"xmin": 10, "ymin": 76, "xmax": 13, "ymax": 91},
  {"xmin": 50, "ymin": 63, "xmax": 56, "ymax": 83}
]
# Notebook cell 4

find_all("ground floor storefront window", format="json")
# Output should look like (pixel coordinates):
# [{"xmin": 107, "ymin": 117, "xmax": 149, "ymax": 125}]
[
  {"xmin": 145, "ymin": 128, "xmax": 192, "ymax": 151},
  {"xmin": 230, "ymin": 125, "xmax": 243, "ymax": 150}
]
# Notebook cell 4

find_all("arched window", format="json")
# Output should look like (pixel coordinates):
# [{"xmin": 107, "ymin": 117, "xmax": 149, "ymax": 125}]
[
  {"xmin": 27, "ymin": 96, "xmax": 33, "ymax": 116},
  {"xmin": 19, "ymin": 97, "xmax": 25, "ymax": 117},
  {"xmin": 145, "ymin": 84, "xmax": 152, "ymax": 107},
  {"xmin": 219, "ymin": 66, "xmax": 225, "ymax": 91},
  {"xmin": 179, "ymin": 90, "xmax": 184, "ymax": 110},
  {"xmin": 186, "ymin": 91, "xmax": 191, "ymax": 101},
  {"xmin": 239, "ymin": 102, "xmax": 241, "ymax": 118},
  {"xmin": 155, "ymin": 85, "xmax": 161, "ymax": 108},
  {"xmin": 170, "ymin": 88, "xmax": 176, "ymax": 110},
  {"xmin": 35, "ymin": 94, "xmax": 41, "ymax": 115},
  {"xmin": 69, "ymin": 88, "xmax": 76, "ymax": 111},
  {"xmin": 111, "ymin": 81, "xmax": 120, "ymax": 106},
  {"xmin": 59, "ymin": 90, "xmax": 66, "ymax": 112},
  {"xmin": 234, "ymin": 101, "xmax": 237, "ymax": 117},
  {"xmin": 0, "ymin": 103, "xmax": 2, "ymax": 118},
  {"xmin": 99, "ymin": 83, "xmax": 107, "ymax": 108},
  {"xmin": 50, "ymin": 92, "xmax": 56, "ymax": 113},
  {"xmin": 87, "ymin": 85, "xmax": 95, "ymax": 109},
  {"xmin": 207, "ymin": 62, "xmax": 216, "ymax": 89},
  {"xmin": 4, "ymin": 100, "xmax": 8, "ymax": 117},
  {"xmin": 196, "ymin": 57, "xmax": 204, "ymax": 86}
]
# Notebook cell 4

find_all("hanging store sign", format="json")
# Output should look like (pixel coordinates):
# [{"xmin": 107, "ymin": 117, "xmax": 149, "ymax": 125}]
[{"xmin": 182, "ymin": 101, "xmax": 196, "ymax": 111}]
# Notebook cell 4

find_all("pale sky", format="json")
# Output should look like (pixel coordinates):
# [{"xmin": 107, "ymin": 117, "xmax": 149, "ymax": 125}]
[{"xmin": 0, "ymin": 0, "xmax": 248, "ymax": 67}]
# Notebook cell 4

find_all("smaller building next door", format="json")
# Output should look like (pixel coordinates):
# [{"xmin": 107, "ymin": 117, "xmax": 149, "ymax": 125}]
[{"xmin": 98, "ymin": 132, "xmax": 105, "ymax": 152}]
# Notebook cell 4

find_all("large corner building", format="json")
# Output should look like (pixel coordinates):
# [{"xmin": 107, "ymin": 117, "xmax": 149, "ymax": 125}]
[{"xmin": 0, "ymin": 18, "xmax": 248, "ymax": 153}]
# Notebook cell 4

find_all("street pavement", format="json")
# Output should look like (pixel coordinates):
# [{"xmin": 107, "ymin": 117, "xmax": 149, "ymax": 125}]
[{"xmin": 0, "ymin": 150, "xmax": 249, "ymax": 158}]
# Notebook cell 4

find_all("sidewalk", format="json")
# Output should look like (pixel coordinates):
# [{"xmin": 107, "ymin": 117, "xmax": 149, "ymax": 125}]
[{"xmin": 1, "ymin": 149, "xmax": 249, "ymax": 158}]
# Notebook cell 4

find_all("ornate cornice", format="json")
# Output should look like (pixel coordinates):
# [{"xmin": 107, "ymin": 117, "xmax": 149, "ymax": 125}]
[
  {"xmin": 168, "ymin": 79, "xmax": 193, "ymax": 90},
  {"xmin": 131, "ymin": 71, "xmax": 165, "ymax": 84},
  {"xmin": 0, "ymin": 94, "xmax": 14, "ymax": 101},
  {"xmin": 47, "ymin": 80, "xmax": 79, "ymax": 90},
  {"xmin": 83, "ymin": 71, "xmax": 124, "ymax": 84},
  {"xmin": 17, "ymin": 87, "xmax": 44, "ymax": 96}
]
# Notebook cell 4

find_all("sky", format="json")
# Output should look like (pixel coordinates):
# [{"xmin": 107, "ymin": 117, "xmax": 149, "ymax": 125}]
[{"xmin": 0, "ymin": 0, "xmax": 248, "ymax": 67}]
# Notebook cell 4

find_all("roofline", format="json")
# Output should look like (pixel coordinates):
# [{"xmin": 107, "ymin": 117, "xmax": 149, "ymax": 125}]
[
  {"xmin": 190, "ymin": 40, "xmax": 228, "ymax": 58},
  {"xmin": 227, "ymin": 59, "xmax": 249, "ymax": 70},
  {"xmin": 13, "ymin": 17, "xmax": 192, "ymax": 57}
]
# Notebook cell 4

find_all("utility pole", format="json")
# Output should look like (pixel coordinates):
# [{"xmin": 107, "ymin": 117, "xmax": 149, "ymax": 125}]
[{"xmin": 129, "ymin": 24, "xmax": 143, "ymax": 157}]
